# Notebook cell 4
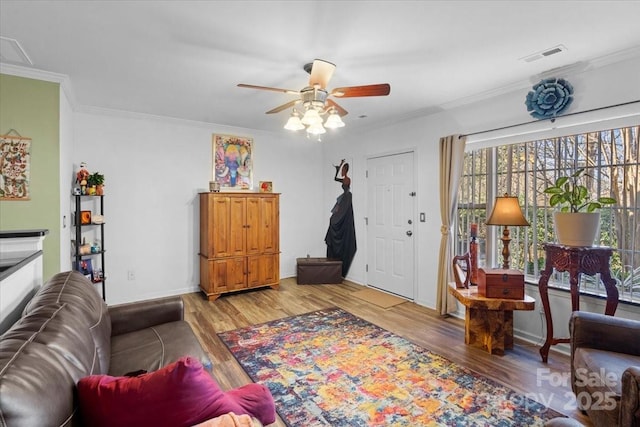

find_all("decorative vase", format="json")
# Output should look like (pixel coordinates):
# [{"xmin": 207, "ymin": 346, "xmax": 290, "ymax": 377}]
[
  {"xmin": 96, "ymin": 185, "xmax": 104, "ymax": 195},
  {"xmin": 553, "ymin": 211, "xmax": 601, "ymax": 247}
]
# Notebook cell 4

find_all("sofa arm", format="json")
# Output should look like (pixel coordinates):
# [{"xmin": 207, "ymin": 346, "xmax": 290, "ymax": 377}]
[
  {"xmin": 620, "ymin": 366, "xmax": 640, "ymax": 427},
  {"xmin": 109, "ymin": 295, "xmax": 184, "ymax": 336},
  {"xmin": 570, "ymin": 311, "xmax": 640, "ymax": 357}
]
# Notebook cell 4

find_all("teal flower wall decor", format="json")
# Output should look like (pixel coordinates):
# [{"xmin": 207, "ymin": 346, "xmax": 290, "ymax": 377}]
[{"xmin": 525, "ymin": 77, "xmax": 574, "ymax": 120}]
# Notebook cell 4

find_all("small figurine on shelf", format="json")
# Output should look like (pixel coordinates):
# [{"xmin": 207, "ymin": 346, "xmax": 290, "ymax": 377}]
[{"xmin": 76, "ymin": 162, "xmax": 90, "ymax": 195}]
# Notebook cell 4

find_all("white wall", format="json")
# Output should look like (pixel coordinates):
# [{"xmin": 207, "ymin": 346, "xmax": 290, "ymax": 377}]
[{"xmin": 74, "ymin": 111, "xmax": 325, "ymax": 304}]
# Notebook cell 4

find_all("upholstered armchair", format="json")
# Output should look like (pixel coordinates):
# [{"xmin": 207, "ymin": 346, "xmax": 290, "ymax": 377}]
[{"xmin": 570, "ymin": 311, "xmax": 640, "ymax": 427}]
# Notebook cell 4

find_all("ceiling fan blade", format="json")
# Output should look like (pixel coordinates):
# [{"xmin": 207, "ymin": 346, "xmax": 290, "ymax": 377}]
[
  {"xmin": 331, "ymin": 83, "xmax": 391, "ymax": 98},
  {"xmin": 327, "ymin": 99, "xmax": 348, "ymax": 117},
  {"xmin": 265, "ymin": 99, "xmax": 300, "ymax": 114},
  {"xmin": 308, "ymin": 59, "xmax": 336, "ymax": 89},
  {"xmin": 237, "ymin": 83, "xmax": 299, "ymax": 95}
]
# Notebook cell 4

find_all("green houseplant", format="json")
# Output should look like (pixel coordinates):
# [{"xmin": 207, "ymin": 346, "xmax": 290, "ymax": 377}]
[
  {"xmin": 87, "ymin": 172, "xmax": 105, "ymax": 195},
  {"xmin": 544, "ymin": 168, "xmax": 615, "ymax": 246},
  {"xmin": 544, "ymin": 168, "xmax": 616, "ymax": 212}
]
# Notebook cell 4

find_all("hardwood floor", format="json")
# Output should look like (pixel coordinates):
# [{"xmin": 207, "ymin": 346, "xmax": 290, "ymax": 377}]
[{"xmin": 183, "ymin": 278, "xmax": 591, "ymax": 426}]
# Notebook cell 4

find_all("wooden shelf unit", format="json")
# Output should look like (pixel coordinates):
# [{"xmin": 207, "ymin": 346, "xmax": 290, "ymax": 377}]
[{"xmin": 73, "ymin": 195, "xmax": 106, "ymax": 300}]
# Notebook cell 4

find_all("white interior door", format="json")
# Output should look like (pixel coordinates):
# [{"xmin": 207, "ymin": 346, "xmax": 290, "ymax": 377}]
[{"xmin": 366, "ymin": 152, "xmax": 415, "ymax": 299}]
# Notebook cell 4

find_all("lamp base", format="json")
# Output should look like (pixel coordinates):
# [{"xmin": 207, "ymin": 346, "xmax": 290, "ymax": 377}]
[{"xmin": 500, "ymin": 226, "xmax": 512, "ymax": 270}]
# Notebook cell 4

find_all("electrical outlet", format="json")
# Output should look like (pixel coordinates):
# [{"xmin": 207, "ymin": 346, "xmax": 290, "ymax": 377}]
[{"xmin": 127, "ymin": 270, "xmax": 135, "ymax": 281}]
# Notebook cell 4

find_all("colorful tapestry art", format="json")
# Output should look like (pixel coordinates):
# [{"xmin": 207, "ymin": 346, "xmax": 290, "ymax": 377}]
[{"xmin": 0, "ymin": 134, "xmax": 31, "ymax": 200}]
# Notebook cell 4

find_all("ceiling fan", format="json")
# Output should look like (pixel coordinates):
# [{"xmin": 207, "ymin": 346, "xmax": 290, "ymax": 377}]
[{"xmin": 238, "ymin": 59, "xmax": 390, "ymax": 135}]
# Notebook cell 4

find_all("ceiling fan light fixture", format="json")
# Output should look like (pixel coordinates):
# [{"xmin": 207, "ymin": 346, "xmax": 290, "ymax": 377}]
[
  {"xmin": 306, "ymin": 122, "xmax": 326, "ymax": 135},
  {"xmin": 284, "ymin": 109, "xmax": 305, "ymax": 131},
  {"xmin": 324, "ymin": 109, "xmax": 345, "ymax": 129},
  {"xmin": 238, "ymin": 60, "xmax": 390, "ymax": 139},
  {"xmin": 301, "ymin": 108, "xmax": 322, "ymax": 125}
]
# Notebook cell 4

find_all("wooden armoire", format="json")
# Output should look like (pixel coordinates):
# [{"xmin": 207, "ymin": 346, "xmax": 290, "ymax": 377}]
[{"xmin": 198, "ymin": 192, "xmax": 280, "ymax": 301}]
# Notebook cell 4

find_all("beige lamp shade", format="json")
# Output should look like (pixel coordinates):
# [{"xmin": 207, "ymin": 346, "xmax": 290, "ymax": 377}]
[
  {"xmin": 486, "ymin": 194, "xmax": 529, "ymax": 270},
  {"xmin": 486, "ymin": 195, "xmax": 530, "ymax": 226}
]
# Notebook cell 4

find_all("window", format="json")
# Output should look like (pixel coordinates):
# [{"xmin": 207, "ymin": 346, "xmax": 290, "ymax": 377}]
[{"xmin": 457, "ymin": 126, "xmax": 640, "ymax": 303}]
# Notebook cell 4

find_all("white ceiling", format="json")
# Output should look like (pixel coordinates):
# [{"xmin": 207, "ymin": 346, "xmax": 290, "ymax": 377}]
[{"xmin": 1, "ymin": 1, "xmax": 640, "ymax": 136}]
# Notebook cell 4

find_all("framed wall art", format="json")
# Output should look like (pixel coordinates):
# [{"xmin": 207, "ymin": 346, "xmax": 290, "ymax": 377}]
[
  {"xmin": 0, "ymin": 132, "xmax": 32, "ymax": 200},
  {"xmin": 259, "ymin": 181, "xmax": 273, "ymax": 193},
  {"xmin": 212, "ymin": 134, "xmax": 253, "ymax": 190},
  {"xmin": 77, "ymin": 259, "xmax": 93, "ymax": 280}
]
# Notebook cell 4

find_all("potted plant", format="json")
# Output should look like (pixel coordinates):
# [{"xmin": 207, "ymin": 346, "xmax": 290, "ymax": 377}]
[
  {"xmin": 544, "ymin": 168, "xmax": 616, "ymax": 246},
  {"xmin": 87, "ymin": 172, "xmax": 105, "ymax": 195}
]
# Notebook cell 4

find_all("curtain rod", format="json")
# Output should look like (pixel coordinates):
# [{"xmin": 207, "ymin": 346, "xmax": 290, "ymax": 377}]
[{"xmin": 459, "ymin": 99, "xmax": 640, "ymax": 139}]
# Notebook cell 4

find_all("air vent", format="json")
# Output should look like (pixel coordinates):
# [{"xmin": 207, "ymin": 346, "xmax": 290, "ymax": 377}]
[
  {"xmin": 520, "ymin": 44, "xmax": 567, "ymax": 63},
  {"xmin": 0, "ymin": 37, "xmax": 33, "ymax": 65}
]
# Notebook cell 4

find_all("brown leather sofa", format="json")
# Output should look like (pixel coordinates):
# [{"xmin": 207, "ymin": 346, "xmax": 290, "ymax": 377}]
[
  {"xmin": 0, "ymin": 270, "xmax": 211, "ymax": 426},
  {"xmin": 570, "ymin": 311, "xmax": 640, "ymax": 427}
]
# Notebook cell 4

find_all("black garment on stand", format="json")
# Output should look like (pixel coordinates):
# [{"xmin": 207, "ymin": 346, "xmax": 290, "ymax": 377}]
[{"xmin": 325, "ymin": 187, "xmax": 357, "ymax": 277}]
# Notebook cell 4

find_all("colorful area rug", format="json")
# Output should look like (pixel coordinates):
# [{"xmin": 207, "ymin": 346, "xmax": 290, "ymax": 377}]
[{"xmin": 218, "ymin": 307, "xmax": 563, "ymax": 426}]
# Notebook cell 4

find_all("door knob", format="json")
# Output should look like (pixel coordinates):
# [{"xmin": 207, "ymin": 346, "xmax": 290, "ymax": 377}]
[{"xmin": 406, "ymin": 231, "xmax": 413, "ymax": 236}]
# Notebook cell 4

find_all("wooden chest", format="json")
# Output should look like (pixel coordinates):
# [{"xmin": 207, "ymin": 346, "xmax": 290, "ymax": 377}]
[{"xmin": 478, "ymin": 268, "xmax": 525, "ymax": 299}]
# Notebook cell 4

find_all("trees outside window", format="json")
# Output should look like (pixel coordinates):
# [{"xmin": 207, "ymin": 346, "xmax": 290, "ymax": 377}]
[{"xmin": 457, "ymin": 126, "xmax": 639, "ymax": 302}]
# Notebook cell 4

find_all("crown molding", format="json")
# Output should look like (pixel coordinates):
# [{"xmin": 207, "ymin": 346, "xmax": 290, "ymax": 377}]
[
  {"xmin": 439, "ymin": 45, "xmax": 640, "ymax": 112},
  {"xmin": 0, "ymin": 62, "xmax": 77, "ymax": 110},
  {"xmin": 76, "ymin": 104, "xmax": 283, "ymax": 136}
]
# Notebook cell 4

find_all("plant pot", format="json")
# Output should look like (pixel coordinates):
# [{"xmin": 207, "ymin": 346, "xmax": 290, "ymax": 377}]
[
  {"xmin": 553, "ymin": 211, "xmax": 601, "ymax": 247},
  {"xmin": 96, "ymin": 184, "xmax": 104, "ymax": 195}
]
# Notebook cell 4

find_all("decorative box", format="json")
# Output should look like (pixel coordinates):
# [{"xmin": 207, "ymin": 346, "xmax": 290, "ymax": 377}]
[
  {"xmin": 477, "ymin": 268, "xmax": 525, "ymax": 299},
  {"xmin": 296, "ymin": 257, "xmax": 343, "ymax": 285}
]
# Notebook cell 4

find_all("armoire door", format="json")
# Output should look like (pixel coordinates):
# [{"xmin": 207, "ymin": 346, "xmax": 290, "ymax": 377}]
[{"xmin": 212, "ymin": 257, "xmax": 246, "ymax": 292}]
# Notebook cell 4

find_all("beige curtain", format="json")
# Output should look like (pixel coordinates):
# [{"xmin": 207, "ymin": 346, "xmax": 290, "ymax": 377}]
[{"xmin": 436, "ymin": 134, "xmax": 466, "ymax": 315}]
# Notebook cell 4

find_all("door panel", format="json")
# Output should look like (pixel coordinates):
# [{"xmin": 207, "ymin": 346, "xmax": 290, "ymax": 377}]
[
  {"xmin": 245, "ymin": 197, "xmax": 261, "ymax": 254},
  {"xmin": 260, "ymin": 197, "xmax": 279, "ymax": 252},
  {"xmin": 248, "ymin": 254, "xmax": 279, "ymax": 287},
  {"xmin": 246, "ymin": 255, "xmax": 260, "ymax": 287},
  {"xmin": 366, "ymin": 152, "xmax": 415, "ymax": 299},
  {"xmin": 228, "ymin": 197, "xmax": 247, "ymax": 256},
  {"xmin": 210, "ymin": 197, "xmax": 231, "ymax": 257},
  {"xmin": 213, "ymin": 257, "xmax": 246, "ymax": 292},
  {"xmin": 261, "ymin": 253, "xmax": 279, "ymax": 285}
]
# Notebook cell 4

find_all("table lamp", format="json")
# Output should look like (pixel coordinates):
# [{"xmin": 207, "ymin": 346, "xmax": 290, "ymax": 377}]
[{"xmin": 486, "ymin": 194, "xmax": 530, "ymax": 269}]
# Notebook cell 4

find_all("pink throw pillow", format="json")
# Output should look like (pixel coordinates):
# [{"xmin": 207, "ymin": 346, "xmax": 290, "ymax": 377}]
[{"xmin": 77, "ymin": 356, "xmax": 275, "ymax": 427}]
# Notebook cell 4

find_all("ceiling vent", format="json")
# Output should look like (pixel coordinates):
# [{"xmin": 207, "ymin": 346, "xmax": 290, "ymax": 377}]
[
  {"xmin": 0, "ymin": 37, "xmax": 33, "ymax": 66},
  {"xmin": 520, "ymin": 44, "xmax": 567, "ymax": 63}
]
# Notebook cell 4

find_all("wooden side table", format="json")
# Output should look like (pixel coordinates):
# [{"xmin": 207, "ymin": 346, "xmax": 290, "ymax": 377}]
[
  {"xmin": 538, "ymin": 244, "xmax": 619, "ymax": 362},
  {"xmin": 448, "ymin": 284, "xmax": 535, "ymax": 355}
]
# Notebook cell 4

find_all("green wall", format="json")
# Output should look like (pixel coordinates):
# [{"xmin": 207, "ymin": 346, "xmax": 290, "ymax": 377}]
[{"xmin": 0, "ymin": 74, "xmax": 60, "ymax": 279}]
